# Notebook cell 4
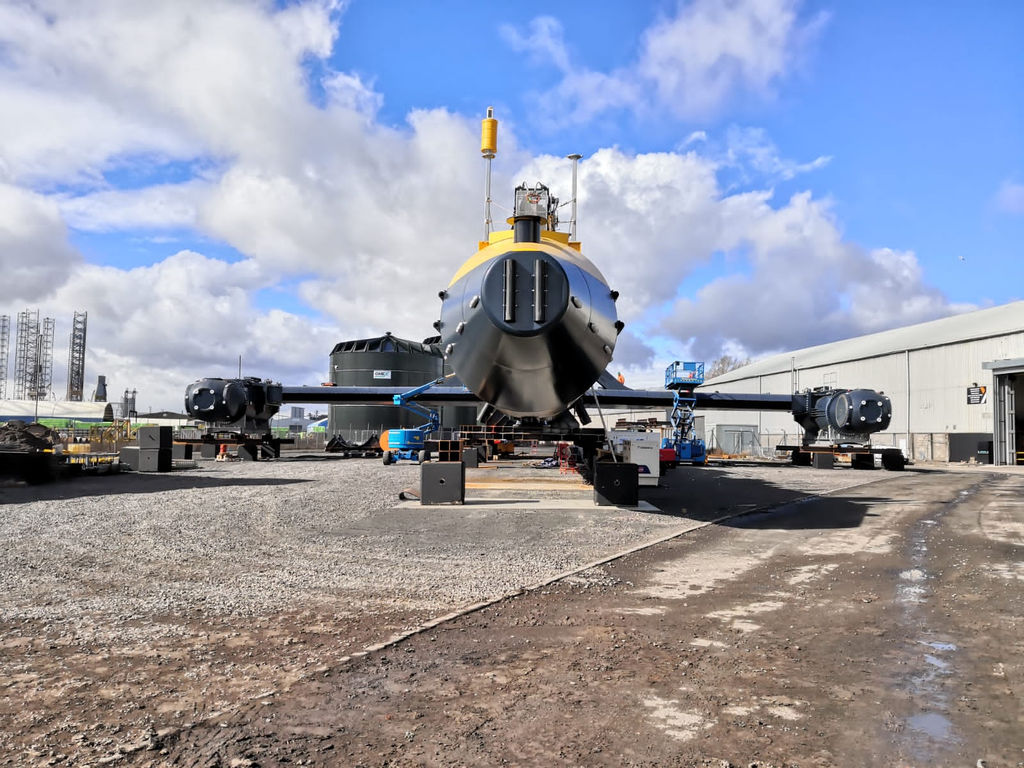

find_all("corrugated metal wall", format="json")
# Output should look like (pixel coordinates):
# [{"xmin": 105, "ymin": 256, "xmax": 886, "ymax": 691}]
[{"xmin": 699, "ymin": 330, "xmax": 1024, "ymax": 461}]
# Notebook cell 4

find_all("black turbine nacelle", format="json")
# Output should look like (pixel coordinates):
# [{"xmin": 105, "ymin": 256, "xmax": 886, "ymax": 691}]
[
  {"xmin": 791, "ymin": 387, "xmax": 892, "ymax": 442},
  {"xmin": 185, "ymin": 377, "xmax": 283, "ymax": 431}
]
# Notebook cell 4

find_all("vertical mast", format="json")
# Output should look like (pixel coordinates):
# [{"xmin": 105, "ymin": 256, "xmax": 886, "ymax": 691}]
[{"xmin": 567, "ymin": 153, "xmax": 582, "ymax": 241}]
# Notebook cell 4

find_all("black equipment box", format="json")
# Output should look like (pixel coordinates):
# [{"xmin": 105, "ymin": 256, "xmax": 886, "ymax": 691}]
[
  {"xmin": 421, "ymin": 461, "xmax": 465, "ymax": 504},
  {"xmin": 137, "ymin": 426, "xmax": 172, "ymax": 449},
  {"xmin": 137, "ymin": 448, "xmax": 172, "ymax": 472},
  {"xmin": 236, "ymin": 443, "xmax": 258, "ymax": 461},
  {"xmin": 171, "ymin": 443, "xmax": 193, "ymax": 460},
  {"xmin": 462, "ymin": 446, "xmax": 479, "ymax": 468},
  {"xmin": 812, "ymin": 452, "xmax": 834, "ymax": 469},
  {"xmin": 594, "ymin": 461, "xmax": 638, "ymax": 507},
  {"xmin": 118, "ymin": 446, "xmax": 140, "ymax": 470}
]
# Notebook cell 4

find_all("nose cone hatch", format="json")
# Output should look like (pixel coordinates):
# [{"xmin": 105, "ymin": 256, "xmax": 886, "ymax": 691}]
[{"xmin": 480, "ymin": 252, "xmax": 570, "ymax": 336}]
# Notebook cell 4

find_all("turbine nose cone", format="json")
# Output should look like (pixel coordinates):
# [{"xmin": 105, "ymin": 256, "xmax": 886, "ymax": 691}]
[{"xmin": 439, "ymin": 238, "xmax": 618, "ymax": 419}]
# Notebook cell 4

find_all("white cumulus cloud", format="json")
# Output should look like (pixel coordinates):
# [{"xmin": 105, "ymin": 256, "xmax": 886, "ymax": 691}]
[
  {"xmin": 0, "ymin": 182, "xmax": 80, "ymax": 301},
  {"xmin": 503, "ymin": 0, "xmax": 827, "ymax": 124}
]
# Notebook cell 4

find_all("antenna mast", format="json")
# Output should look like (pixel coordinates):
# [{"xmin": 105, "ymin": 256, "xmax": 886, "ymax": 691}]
[{"xmin": 567, "ymin": 153, "xmax": 582, "ymax": 241}]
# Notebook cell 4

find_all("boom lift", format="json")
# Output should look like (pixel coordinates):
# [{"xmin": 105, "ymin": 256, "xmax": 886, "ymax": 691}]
[
  {"xmin": 661, "ymin": 361, "xmax": 707, "ymax": 468},
  {"xmin": 381, "ymin": 374, "xmax": 452, "ymax": 465}
]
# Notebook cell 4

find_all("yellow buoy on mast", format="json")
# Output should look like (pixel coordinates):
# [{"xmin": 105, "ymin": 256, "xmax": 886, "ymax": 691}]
[
  {"xmin": 480, "ymin": 107, "xmax": 498, "ymax": 246},
  {"xmin": 481, "ymin": 107, "xmax": 498, "ymax": 156}
]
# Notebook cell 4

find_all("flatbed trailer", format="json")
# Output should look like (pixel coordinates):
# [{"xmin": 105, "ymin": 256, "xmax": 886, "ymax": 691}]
[
  {"xmin": 777, "ymin": 443, "xmax": 907, "ymax": 471},
  {"xmin": 179, "ymin": 433, "xmax": 294, "ymax": 460}
]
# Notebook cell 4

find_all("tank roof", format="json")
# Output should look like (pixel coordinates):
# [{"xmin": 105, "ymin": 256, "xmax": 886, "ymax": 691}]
[{"xmin": 330, "ymin": 332, "xmax": 440, "ymax": 356}]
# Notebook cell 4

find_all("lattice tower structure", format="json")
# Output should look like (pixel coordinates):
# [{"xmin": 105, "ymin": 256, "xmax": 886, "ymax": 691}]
[
  {"xmin": 35, "ymin": 316, "xmax": 55, "ymax": 400},
  {"xmin": 66, "ymin": 310, "xmax": 88, "ymax": 401},
  {"xmin": 0, "ymin": 315, "xmax": 9, "ymax": 399},
  {"xmin": 13, "ymin": 310, "xmax": 39, "ymax": 400}
]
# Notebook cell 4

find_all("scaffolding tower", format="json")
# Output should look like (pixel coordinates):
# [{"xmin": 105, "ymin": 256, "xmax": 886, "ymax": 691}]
[
  {"xmin": 13, "ymin": 310, "xmax": 56, "ymax": 401},
  {"xmin": 66, "ymin": 310, "xmax": 88, "ymax": 401},
  {"xmin": 0, "ymin": 315, "xmax": 9, "ymax": 400},
  {"xmin": 13, "ymin": 311, "xmax": 38, "ymax": 400},
  {"xmin": 35, "ymin": 317, "xmax": 55, "ymax": 400}
]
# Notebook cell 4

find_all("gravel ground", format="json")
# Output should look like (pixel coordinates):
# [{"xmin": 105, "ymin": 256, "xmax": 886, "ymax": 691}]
[
  {"xmin": 2, "ymin": 458, "xmax": 691, "ymax": 624},
  {"xmin": 0, "ymin": 458, "xmax": 872, "ymax": 627}
]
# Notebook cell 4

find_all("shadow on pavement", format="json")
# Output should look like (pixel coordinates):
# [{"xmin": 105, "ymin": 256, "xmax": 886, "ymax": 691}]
[{"xmin": 639, "ymin": 464, "xmax": 904, "ymax": 531}]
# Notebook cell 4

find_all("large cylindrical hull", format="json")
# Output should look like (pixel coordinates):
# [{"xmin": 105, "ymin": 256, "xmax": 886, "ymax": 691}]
[{"xmin": 439, "ymin": 238, "xmax": 618, "ymax": 418}]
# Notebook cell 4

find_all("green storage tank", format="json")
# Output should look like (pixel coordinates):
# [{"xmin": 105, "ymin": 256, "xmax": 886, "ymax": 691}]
[{"xmin": 326, "ymin": 332, "xmax": 476, "ymax": 440}]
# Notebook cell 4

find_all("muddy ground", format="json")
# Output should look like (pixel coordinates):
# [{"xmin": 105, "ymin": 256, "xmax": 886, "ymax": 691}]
[{"xmin": 2, "ymin": 462, "xmax": 1022, "ymax": 766}]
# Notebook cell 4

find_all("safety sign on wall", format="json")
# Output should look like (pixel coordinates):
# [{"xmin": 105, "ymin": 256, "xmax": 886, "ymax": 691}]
[{"xmin": 966, "ymin": 385, "xmax": 987, "ymax": 405}]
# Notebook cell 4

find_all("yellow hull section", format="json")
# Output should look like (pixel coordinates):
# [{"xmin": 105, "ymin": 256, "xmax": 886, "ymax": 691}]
[{"xmin": 451, "ymin": 233, "xmax": 603, "ymax": 288}]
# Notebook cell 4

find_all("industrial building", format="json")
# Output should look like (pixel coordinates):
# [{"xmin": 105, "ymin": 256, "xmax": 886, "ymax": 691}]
[
  {"xmin": 326, "ymin": 332, "xmax": 476, "ymax": 439},
  {"xmin": 699, "ymin": 301, "xmax": 1024, "ymax": 465}
]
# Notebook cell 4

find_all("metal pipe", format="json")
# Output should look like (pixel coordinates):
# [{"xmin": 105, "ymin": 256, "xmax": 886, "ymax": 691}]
[
  {"xmin": 567, "ymin": 153, "xmax": 582, "ymax": 241},
  {"xmin": 483, "ymin": 155, "xmax": 493, "ymax": 241},
  {"xmin": 589, "ymin": 387, "xmax": 617, "ymax": 463},
  {"xmin": 503, "ymin": 259, "xmax": 516, "ymax": 323},
  {"xmin": 905, "ymin": 349, "xmax": 911, "ymax": 449},
  {"xmin": 513, "ymin": 218, "xmax": 540, "ymax": 243},
  {"xmin": 533, "ymin": 259, "xmax": 545, "ymax": 323}
]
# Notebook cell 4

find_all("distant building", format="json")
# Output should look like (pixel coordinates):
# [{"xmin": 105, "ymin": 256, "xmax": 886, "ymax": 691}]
[
  {"xmin": 699, "ymin": 302, "xmax": 1024, "ymax": 465},
  {"xmin": 271, "ymin": 406, "xmax": 310, "ymax": 434}
]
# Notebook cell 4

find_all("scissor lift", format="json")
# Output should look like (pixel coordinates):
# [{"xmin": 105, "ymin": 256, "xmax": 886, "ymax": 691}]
[{"xmin": 662, "ymin": 361, "xmax": 707, "ymax": 466}]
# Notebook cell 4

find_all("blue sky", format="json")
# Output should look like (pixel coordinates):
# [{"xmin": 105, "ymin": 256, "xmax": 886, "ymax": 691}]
[
  {"xmin": 328, "ymin": 0, "xmax": 1024, "ymax": 305},
  {"xmin": 0, "ymin": 0, "xmax": 1022, "ymax": 405}
]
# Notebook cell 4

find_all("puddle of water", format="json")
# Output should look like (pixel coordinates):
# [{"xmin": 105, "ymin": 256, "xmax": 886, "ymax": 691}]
[
  {"xmin": 897, "ymin": 584, "xmax": 926, "ymax": 603},
  {"xmin": 900, "ymin": 568, "xmax": 926, "ymax": 582},
  {"xmin": 920, "ymin": 640, "xmax": 957, "ymax": 652},
  {"xmin": 907, "ymin": 712, "xmax": 952, "ymax": 740},
  {"xmin": 923, "ymin": 654, "xmax": 949, "ymax": 669},
  {"xmin": 989, "ymin": 562, "xmax": 1024, "ymax": 581}
]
